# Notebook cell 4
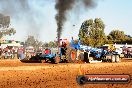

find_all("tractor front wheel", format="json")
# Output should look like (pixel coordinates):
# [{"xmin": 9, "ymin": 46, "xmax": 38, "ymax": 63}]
[
  {"xmin": 115, "ymin": 55, "xmax": 120, "ymax": 62},
  {"xmin": 111, "ymin": 55, "xmax": 115, "ymax": 62},
  {"xmin": 41, "ymin": 59, "xmax": 46, "ymax": 63},
  {"xmin": 55, "ymin": 56, "xmax": 60, "ymax": 64}
]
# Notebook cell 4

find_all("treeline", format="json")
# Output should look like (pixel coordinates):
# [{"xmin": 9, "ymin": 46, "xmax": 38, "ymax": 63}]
[
  {"xmin": 23, "ymin": 36, "xmax": 57, "ymax": 49},
  {"xmin": 79, "ymin": 18, "xmax": 132, "ymax": 47},
  {"xmin": 24, "ymin": 18, "xmax": 132, "ymax": 48}
]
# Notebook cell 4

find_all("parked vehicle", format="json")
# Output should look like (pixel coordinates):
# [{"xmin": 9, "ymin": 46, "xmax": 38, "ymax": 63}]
[{"xmin": 123, "ymin": 46, "xmax": 132, "ymax": 58}]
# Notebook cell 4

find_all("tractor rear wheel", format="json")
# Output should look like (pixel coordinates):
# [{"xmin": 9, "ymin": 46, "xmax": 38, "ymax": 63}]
[{"xmin": 69, "ymin": 49, "xmax": 77, "ymax": 63}]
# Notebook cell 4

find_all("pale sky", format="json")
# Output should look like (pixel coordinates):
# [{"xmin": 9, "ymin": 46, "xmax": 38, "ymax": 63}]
[{"xmin": 2, "ymin": 0, "xmax": 132, "ymax": 42}]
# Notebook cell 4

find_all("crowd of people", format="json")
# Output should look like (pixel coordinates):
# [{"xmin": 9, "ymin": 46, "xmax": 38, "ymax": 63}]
[
  {"xmin": 0, "ymin": 46, "xmax": 17, "ymax": 59},
  {"xmin": 0, "ymin": 46, "xmax": 36, "ymax": 59}
]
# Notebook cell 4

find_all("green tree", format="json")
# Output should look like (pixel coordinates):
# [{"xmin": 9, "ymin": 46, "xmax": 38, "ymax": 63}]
[
  {"xmin": 48, "ymin": 41, "xmax": 57, "ymax": 48},
  {"xmin": 0, "ymin": 13, "xmax": 16, "ymax": 39},
  {"xmin": 25, "ymin": 36, "xmax": 36, "ymax": 46},
  {"xmin": 78, "ymin": 18, "xmax": 106, "ymax": 47},
  {"xmin": 24, "ymin": 36, "xmax": 43, "ymax": 50},
  {"xmin": 42, "ymin": 41, "xmax": 57, "ymax": 48},
  {"xmin": 121, "ymin": 34, "xmax": 132, "ymax": 44},
  {"xmin": 108, "ymin": 30, "xmax": 127, "ymax": 43},
  {"xmin": 42, "ymin": 42, "xmax": 49, "ymax": 48},
  {"xmin": 106, "ymin": 35, "xmax": 114, "ymax": 44}
]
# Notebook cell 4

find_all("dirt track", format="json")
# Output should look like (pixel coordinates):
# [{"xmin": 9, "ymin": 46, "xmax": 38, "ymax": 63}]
[{"xmin": 0, "ymin": 59, "xmax": 132, "ymax": 88}]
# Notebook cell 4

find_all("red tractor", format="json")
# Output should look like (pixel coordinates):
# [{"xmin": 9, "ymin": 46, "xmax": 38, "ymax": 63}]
[{"xmin": 122, "ymin": 46, "xmax": 132, "ymax": 58}]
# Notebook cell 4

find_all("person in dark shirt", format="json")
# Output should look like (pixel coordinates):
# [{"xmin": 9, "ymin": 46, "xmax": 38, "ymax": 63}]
[{"xmin": 61, "ymin": 42, "xmax": 67, "ymax": 56}]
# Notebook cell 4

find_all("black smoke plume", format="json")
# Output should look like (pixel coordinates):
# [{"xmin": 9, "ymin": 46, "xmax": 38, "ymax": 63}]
[
  {"xmin": 55, "ymin": 0, "xmax": 75, "ymax": 41},
  {"xmin": 55, "ymin": 0, "xmax": 97, "ymax": 42}
]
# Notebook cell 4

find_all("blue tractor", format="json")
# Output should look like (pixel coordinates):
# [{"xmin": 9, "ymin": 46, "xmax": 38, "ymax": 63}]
[
  {"xmin": 66, "ymin": 37, "xmax": 121, "ymax": 63},
  {"xmin": 20, "ymin": 48, "xmax": 57, "ymax": 63}
]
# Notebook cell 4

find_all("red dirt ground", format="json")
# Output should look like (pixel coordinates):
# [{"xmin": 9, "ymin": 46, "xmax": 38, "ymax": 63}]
[{"xmin": 0, "ymin": 59, "xmax": 132, "ymax": 88}]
